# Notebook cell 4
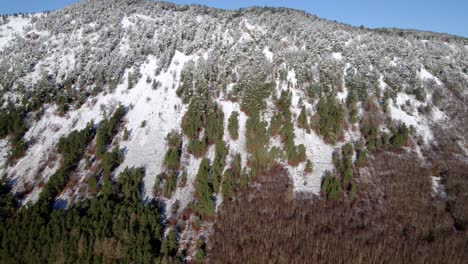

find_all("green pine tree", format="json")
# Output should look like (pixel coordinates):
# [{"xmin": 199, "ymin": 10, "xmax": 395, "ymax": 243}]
[
  {"xmin": 228, "ymin": 111, "xmax": 239, "ymax": 140},
  {"xmin": 305, "ymin": 159, "xmax": 313, "ymax": 173},
  {"xmin": 297, "ymin": 106, "xmax": 308, "ymax": 129},
  {"xmin": 194, "ymin": 158, "xmax": 214, "ymax": 219}
]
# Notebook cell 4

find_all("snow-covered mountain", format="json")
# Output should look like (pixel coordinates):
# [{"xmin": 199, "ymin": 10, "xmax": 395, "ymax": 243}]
[{"xmin": 0, "ymin": 0, "xmax": 467, "ymax": 262}]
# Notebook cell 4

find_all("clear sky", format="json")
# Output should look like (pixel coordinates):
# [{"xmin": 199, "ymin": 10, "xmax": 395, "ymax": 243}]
[{"xmin": 1, "ymin": 0, "xmax": 466, "ymax": 38}]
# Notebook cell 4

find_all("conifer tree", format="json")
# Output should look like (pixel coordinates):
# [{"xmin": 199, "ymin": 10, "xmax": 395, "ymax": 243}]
[
  {"xmin": 194, "ymin": 158, "xmax": 214, "ymax": 219},
  {"xmin": 161, "ymin": 229, "xmax": 178, "ymax": 257},
  {"xmin": 269, "ymin": 112, "xmax": 282, "ymax": 137},
  {"xmin": 305, "ymin": 159, "xmax": 313, "ymax": 173},
  {"xmin": 239, "ymin": 167, "xmax": 249, "ymax": 189},
  {"xmin": 163, "ymin": 172, "xmax": 178, "ymax": 198},
  {"xmin": 391, "ymin": 123, "xmax": 409, "ymax": 148},
  {"xmin": 312, "ymin": 96, "xmax": 345, "ymax": 144},
  {"xmin": 123, "ymin": 128, "xmax": 129, "ymax": 140},
  {"xmin": 211, "ymin": 141, "xmax": 228, "ymax": 193},
  {"xmin": 164, "ymin": 132, "xmax": 182, "ymax": 171},
  {"xmin": 297, "ymin": 106, "xmax": 308, "ymax": 129},
  {"xmin": 321, "ymin": 171, "xmax": 340, "ymax": 200},
  {"xmin": 221, "ymin": 169, "xmax": 235, "ymax": 199},
  {"xmin": 228, "ymin": 111, "xmax": 239, "ymax": 140},
  {"xmin": 96, "ymin": 105, "xmax": 126, "ymax": 157}
]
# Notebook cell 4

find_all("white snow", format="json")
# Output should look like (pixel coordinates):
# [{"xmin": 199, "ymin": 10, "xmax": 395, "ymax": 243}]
[
  {"xmin": 0, "ymin": 16, "xmax": 31, "ymax": 51},
  {"xmin": 0, "ymin": 104, "xmax": 104, "ymax": 205},
  {"xmin": 237, "ymin": 32, "xmax": 253, "ymax": 44},
  {"xmin": 390, "ymin": 57, "xmax": 399, "ymax": 67},
  {"xmin": 165, "ymin": 151, "xmax": 202, "ymax": 214},
  {"xmin": 287, "ymin": 69, "xmax": 297, "ymax": 88},
  {"xmin": 378, "ymin": 74, "xmax": 387, "ymax": 95},
  {"xmin": 420, "ymin": 67, "xmax": 443, "ymax": 86},
  {"xmin": 286, "ymin": 87, "xmax": 335, "ymax": 195},
  {"xmin": 332, "ymin": 52, "xmax": 342, "ymax": 60},
  {"xmin": 431, "ymin": 176, "xmax": 447, "ymax": 199},
  {"xmin": 219, "ymin": 100, "xmax": 248, "ymax": 169},
  {"xmin": 291, "ymin": 129, "xmax": 335, "ymax": 194},
  {"xmin": 121, "ymin": 16, "xmax": 134, "ymax": 29},
  {"xmin": 336, "ymin": 89, "xmax": 348, "ymax": 102},
  {"xmin": 263, "ymin": 46, "xmax": 273, "ymax": 62},
  {"xmin": 116, "ymin": 51, "xmax": 198, "ymax": 200},
  {"xmin": 389, "ymin": 92, "xmax": 447, "ymax": 143},
  {"xmin": 337, "ymin": 63, "xmax": 351, "ymax": 101},
  {"xmin": 241, "ymin": 19, "xmax": 266, "ymax": 34},
  {"xmin": 0, "ymin": 50, "xmax": 203, "ymax": 206},
  {"xmin": 134, "ymin": 14, "xmax": 156, "ymax": 22}
]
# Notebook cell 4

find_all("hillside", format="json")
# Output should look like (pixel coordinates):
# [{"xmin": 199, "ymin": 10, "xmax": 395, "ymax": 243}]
[{"xmin": 0, "ymin": 0, "xmax": 467, "ymax": 262}]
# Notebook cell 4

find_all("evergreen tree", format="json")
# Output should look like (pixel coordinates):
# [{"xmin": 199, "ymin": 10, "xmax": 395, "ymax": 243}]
[
  {"xmin": 123, "ymin": 128, "xmax": 129, "ymax": 140},
  {"xmin": 228, "ymin": 111, "xmax": 239, "ymax": 140},
  {"xmin": 321, "ymin": 171, "xmax": 340, "ymax": 200},
  {"xmin": 87, "ymin": 174, "xmax": 98, "ymax": 193},
  {"xmin": 297, "ymin": 106, "xmax": 309, "ymax": 129},
  {"xmin": 312, "ymin": 96, "xmax": 345, "ymax": 144},
  {"xmin": 211, "ymin": 141, "xmax": 228, "ymax": 193},
  {"xmin": 181, "ymin": 94, "xmax": 224, "ymax": 152},
  {"xmin": 305, "ymin": 159, "xmax": 313, "ymax": 173},
  {"xmin": 164, "ymin": 132, "xmax": 182, "ymax": 171},
  {"xmin": 165, "ymin": 149, "xmax": 181, "ymax": 171},
  {"xmin": 96, "ymin": 105, "xmax": 126, "ymax": 157},
  {"xmin": 269, "ymin": 112, "xmax": 282, "ymax": 137},
  {"xmin": 391, "ymin": 123, "xmax": 409, "ymax": 148},
  {"xmin": 194, "ymin": 158, "xmax": 214, "ymax": 219},
  {"xmin": 239, "ymin": 167, "xmax": 249, "ymax": 189},
  {"xmin": 163, "ymin": 172, "xmax": 178, "ymax": 198},
  {"xmin": 221, "ymin": 169, "xmax": 236, "ymax": 199},
  {"xmin": 241, "ymin": 82, "xmax": 273, "ymax": 116},
  {"xmin": 194, "ymin": 248, "xmax": 205, "ymax": 264},
  {"xmin": 245, "ymin": 114, "xmax": 268, "ymax": 154},
  {"xmin": 161, "ymin": 229, "xmax": 178, "ymax": 258},
  {"xmin": 187, "ymin": 137, "xmax": 209, "ymax": 158}
]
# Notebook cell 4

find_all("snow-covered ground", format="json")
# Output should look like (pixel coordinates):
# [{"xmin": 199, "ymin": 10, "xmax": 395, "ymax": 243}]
[
  {"xmin": 219, "ymin": 100, "xmax": 249, "ymax": 169},
  {"xmin": 263, "ymin": 46, "xmax": 273, "ymax": 62},
  {"xmin": 289, "ymin": 84, "xmax": 335, "ymax": 195},
  {"xmin": 0, "ymin": 50, "xmax": 204, "ymax": 206},
  {"xmin": 389, "ymin": 92, "xmax": 446, "ymax": 143},
  {"xmin": 115, "ymin": 51, "xmax": 200, "ymax": 202},
  {"xmin": 420, "ymin": 67, "xmax": 443, "ymax": 86},
  {"xmin": 291, "ymin": 128, "xmax": 334, "ymax": 194},
  {"xmin": 332, "ymin": 52, "xmax": 342, "ymax": 60},
  {"xmin": 431, "ymin": 176, "xmax": 447, "ymax": 199},
  {"xmin": 0, "ymin": 16, "xmax": 31, "ymax": 51}
]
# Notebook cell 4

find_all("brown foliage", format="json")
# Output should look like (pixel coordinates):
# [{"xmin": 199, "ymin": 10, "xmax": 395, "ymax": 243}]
[{"xmin": 209, "ymin": 152, "xmax": 468, "ymax": 263}]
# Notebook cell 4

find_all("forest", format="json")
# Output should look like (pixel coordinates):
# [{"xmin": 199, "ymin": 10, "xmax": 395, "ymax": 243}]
[{"xmin": 0, "ymin": 0, "xmax": 467, "ymax": 263}]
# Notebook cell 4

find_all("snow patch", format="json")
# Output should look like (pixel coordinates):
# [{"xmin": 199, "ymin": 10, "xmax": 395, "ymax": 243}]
[
  {"xmin": 431, "ymin": 176, "xmax": 447, "ymax": 199},
  {"xmin": 1, "ymin": 50, "xmax": 200, "ymax": 205},
  {"xmin": 116, "ymin": 51, "xmax": 198, "ymax": 200},
  {"xmin": 263, "ymin": 46, "xmax": 273, "ymax": 62},
  {"xmin": 420, "ymin": 67, "xmax": 443, "ymax": 86},
  {"xmin": 0, "ymin": 16, "xmax": 31, "ymax": 51},
  {"xmin": 291, "ymin": 129, "xmax": 334, "ymax": 194},
  {"xmin": 287, "ymin": 88, "xmax": 335, "ymax": 195},
  {"xmin": 219, "ymin": 101, "xmax": 248, "ymax": 169},
  {"xmin": 332, "ymin": 52, "xmax": 342, "ymax": 60},
  {"xmin": 389, "ymin": 92, "xmax": 447, "ymax": 143},
  {"xmin": 241, "ymin": 19, "xmax": 266, "ymax": 34},
  {"xmin": 287, "ymin": 69, "xmax": 297, "ymax": 88},
  {"xmin": 121, "ymin": 16, "xmax": 134, "ymax": 29}
]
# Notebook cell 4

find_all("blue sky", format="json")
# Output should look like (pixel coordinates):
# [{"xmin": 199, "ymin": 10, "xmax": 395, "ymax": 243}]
[{"xmin": 1, "ymin": 0, "xmax": 466, "ymax": 37}]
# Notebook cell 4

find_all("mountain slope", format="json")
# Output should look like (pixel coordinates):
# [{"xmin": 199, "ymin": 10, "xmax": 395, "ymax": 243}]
[{"xmin": 0, "ymin": 0, "xmax": 467, "ymax": 262}]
